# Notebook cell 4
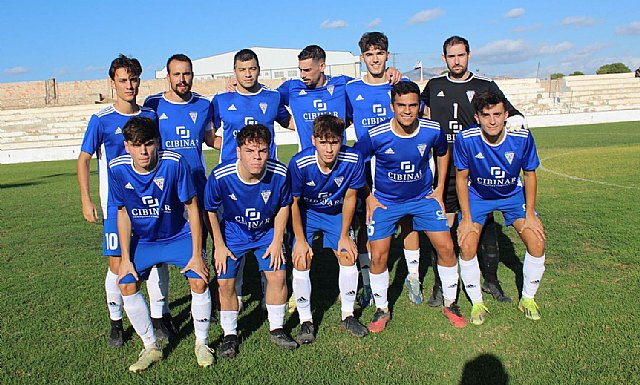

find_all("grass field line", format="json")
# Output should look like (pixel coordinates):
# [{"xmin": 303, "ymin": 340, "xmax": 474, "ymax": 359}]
[{"xmin": 539, "ymin": 149, "xmax": 639, "ymax": 190}]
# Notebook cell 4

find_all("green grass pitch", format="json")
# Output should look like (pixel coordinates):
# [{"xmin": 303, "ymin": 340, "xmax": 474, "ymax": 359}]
[{"xmin": 1, "ymin": 121, "xmax": 639, "ymax": 384}]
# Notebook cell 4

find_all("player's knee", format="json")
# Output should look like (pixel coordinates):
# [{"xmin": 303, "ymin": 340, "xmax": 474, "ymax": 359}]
[
  {"xmin": 458, "ymin": 241, "xmax": 477, "ymax": 261},
  {"xmin": 108, "ymin": 256, "xmax": 121, "ymax": 273},
  {"xmin": 119, "ymin": 282, "xmax": 138, "ymax": 296},
  {"xmin": 189, "ymin": 279, "xmax": 208, "ymax": 294},
  {"xmin": 217, "ymin": 279, "xmax": 236, "ymax": 298},
  {"xmin": 527, "ymin": 238, "xmax": 545, "ymax": 257}
]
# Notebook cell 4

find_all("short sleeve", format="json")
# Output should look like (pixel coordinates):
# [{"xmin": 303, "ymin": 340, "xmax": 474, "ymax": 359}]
[
  {"xmin": 453, "ymin": 133, "xmax": 469, "ymax": 171},
  {"xmin": 204, "ymin": 169, "xmax": 222, "ymax": 211},
  {"xmin": 80, "ymin": 114, "xmax": 101, "ymax": 155}
]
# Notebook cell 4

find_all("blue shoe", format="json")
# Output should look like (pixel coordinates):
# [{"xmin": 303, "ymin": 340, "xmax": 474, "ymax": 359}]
[{"xmin": 404, "ymin": 277, "xmax": 423, "ymax": 305}]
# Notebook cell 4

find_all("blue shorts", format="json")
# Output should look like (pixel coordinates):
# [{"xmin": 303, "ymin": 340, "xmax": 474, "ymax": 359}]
[
  {"xmin": 102, "ymin": 206, "xmax": 120, "ymax": 256},
  {"xmin": 120, "ymin": 234, "xmax": 204, "ymax": 284},
  {"xmin": 218, "ymin": 231, "xmax": 286, "ymax": 280},
  {"xmin": 367, "ymin": 198, "xmax": 449, "ymax": 241},
  {"xmin": 296, "ymin": 210, "xmax": 351, "ymax": 251},
  {"xmin": 460, "ymin": 193, "xmax": 530, "ymax": 227}
]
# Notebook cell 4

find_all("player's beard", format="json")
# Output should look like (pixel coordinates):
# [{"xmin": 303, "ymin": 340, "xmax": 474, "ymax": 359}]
[
  {"xmin": 448, "ymin": 65, "xmax": 468, "ymax": 79},
  {"xmin": 173, "ymin": 82, "xmax": 192, "ymax": 98}
]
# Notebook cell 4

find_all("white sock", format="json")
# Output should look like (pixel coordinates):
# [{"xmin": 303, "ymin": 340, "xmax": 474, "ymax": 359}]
[
  {"xmin": 459, "ymin": 256, "xmax": 483, "ymax": 304},
  {"xmin": 266, "ymin": 304, "xmax": 285, "ymax": 331},
  {"xmin": 404, "ymin": 249, "xmax": 420, "ymax": 280},
  {"xmin": 339, "ymin": 264, "xmax": 358, "ymax": 319},
  {"xmin": 220, "ymin": 310, "xmax": 238, "ymax": 336},
  {"xmin": 522, "ymin": 252, "xmax": 546, "ymax": 299},
  {"xmin": 439, "ymin": 264, "xmax": 459, "ymax": 307},
  {"xmin": 122, "ymin": 291, "xmax": 156, "ymax": 348},
  {"xmin": 105, "ymin": 269, "xmax": 123, "ymax": 321},
  {"xmin": 358, "ymin": 252, "xmax": 371, "ymax": 286},
  {"xmin": 234, "ymin": 257, "xmax": 246, "ymax": 296},
  {"xmin": 191, "ymin": 290, "xmax": 211, "ymax": 345},
  {"xmin": 146, "ymin": 265, "xmax": 169, "ymax": 319},
  {"xmin": 292, "ymin": 268, "xmax": 313, "ymax": 323},
  {"xmin": 369, "ymin": 270, "xmax": 389, "ymax": 310}
]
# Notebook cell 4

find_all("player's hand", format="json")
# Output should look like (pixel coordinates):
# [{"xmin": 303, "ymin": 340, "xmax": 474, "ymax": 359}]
[
  {"xmin": 426, "ymin": 187, "xmax": 445, "ymax": 211},
  {"xmin": 225, "ymin": 77, "xmax": 238, "ymax": 92},
  {"xmin": 263, "ymin": 241, "xmax": 285, "ymax": 270},
  {"xmin": 505, "ymin": 115, "xmax": 528, "ymax": 132},
  {"xmin": 366, "ymin": 194, "xmax": 386, "ymax": 225},
  {"xmin": 518, "ymin": 214, "xmax": 546, "ymax": 243},
  {"xmin": 214, "ymin": 244, "xmax": 236, "ymax": 276},
  {"xmin": 385, "ymin": 67, "xmax": 403, "ymax": 84},
  {"xmin": 456, "ymin": 218, "xmax": 480, "ymax": 247},
  {"xmin": 292, "ymin": 239, "xmax": 313, "ymax": 270},
  {"xmin": 182, "ymin": 252, "xmax": 210, "ymax": 281},
  {"xmin": 117, "ymin": 260, "xmax": 138, "ymax": 283},
  {"xmin": 337, "ymin": 235, "xmax": 357, "ymax": 264},
  {"xmin": 81, "ymin": 200, "xmax": 99, "ymax": 223}
]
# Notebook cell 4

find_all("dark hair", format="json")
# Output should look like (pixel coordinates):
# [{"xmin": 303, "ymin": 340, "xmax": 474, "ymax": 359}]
[
  {"xmin": 123, "ymin": 117, "xmax": 159, "ymax": 144},
  {"xmin": 472, "ymin": 90, "xmax": 507, "ymax": 114},
  {"xmin": 109, "ymin": 54, "xmax": 142, "ymax": 80},
  {"xmin": 443, "ymin": 36, "xmax": 470, "ymax": 56},
  {"xmin": 236, "ymin": 124, "xmax": 271, "ymax": 147},
  {"xmin": 234, "ymin": 48, "xmax": 260, "ymax": 68},
  {"xmin": 298, "ymin": 45, "xmax": 326, "ymax": 62},
  {"xmin": 390, "ymin": 81, "xmax": 420, "ymax": 103},
  {"xmin": 312, "ymin": 115, "xmax": 345, "ymax": 140},
  {"xmin": 166, "ymin": 54, "xmax": 192, "ymax": 73},
  {"xmin": 358, "ymin": 32, "xmax": 389, "ymax": 53}
]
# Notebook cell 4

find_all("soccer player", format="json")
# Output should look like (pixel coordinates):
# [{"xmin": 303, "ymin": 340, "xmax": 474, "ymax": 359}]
[
  {"xmin": 143, "ymin": 53, "xmax": 214, "ymax": 341},
  {"xmin": 354, "ymin": 81, "xmax": 461, "ymax": 332},
  {"xmin": 420, "ymin": 36, "xmax": 526, "ymax": 306},
  {"xmin": 109, "ymin": 117, "xmax": 214, "ymax": 372},
  {"xmin": 205, "ymin": 124, "xmax": 297, "ymax": 358},
  {"xmin": 346, "ymin": 32, "xmax": 423, "ymax": 307},
  {"xmin": 212, "ymin": 48, "xmax": 292, "ymax": 162},
  {"xmin": 77, "ymin": 55, "xmax": 161, "ymax": 347},
  {"xmin": 288, "ymin": 115, "xmax": 368, "ymax": 343},
  {"xmin": 211, "ymin": 48, "xmax": 292, "ymax": 311},
  {"xmin": 454, "ymin": 90, "xmax": 546, "ymax": 323}
]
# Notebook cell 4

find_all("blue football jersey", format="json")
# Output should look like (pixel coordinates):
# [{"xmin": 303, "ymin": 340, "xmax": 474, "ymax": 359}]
[
  {"xmin": 80, "ymin": 105, "xmax": 157, "ymax": 218},
  {"xmin": 211, "ymin": 86, "xmax": 289, "ymax": 163},
  {"xmin": 144, "ymin": 92, "xmax": 213, "ymax": 177},
  {"xmin": 354, "ymin": 118, "xmax": 447, "ymax": 205},
  {"xmin": 278, "ymin": 75, "xmax": 351, "ymax": 150},
  {"xmin": 204, "ymin": 159, "xmax": 292, "ymax": 244},
  {"xmin": 108, "ymin": 151, "xmax": 196, "ymax": 242},
  {"xmin": 288, "ymin": 145, "xmax": 365, "ymax": 215},
  {"xmin": 346, "ymin": 77, "xmax": 411, "ymax": 141},
  {"xmin": 454, "ymin": 126, "xmax": 540, "ymax": 200}
]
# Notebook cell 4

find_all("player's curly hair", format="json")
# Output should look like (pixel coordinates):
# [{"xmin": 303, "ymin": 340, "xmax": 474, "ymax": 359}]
[
  {"xmin": 298, "ymin": 45, "xmax": 326, "ymax": 62},
  {"xmin": 123, "ymin": 117, "xmax": 159, "ymax": 144},
  {"xmin": 471, "ymin": 90, "xmax": 507, "ymax": 114},
  {"xmin": 390, "ymin": 81, "xmax": 420, "ymax": 103},
  {"xmin": 312, "ymin": 115, "xmax": 345, "ymax": 141},
  {"xmin": 359, "ymin": 32, "xmax": 389, "ymax": 53},
  {"xmin": 236, "ymin": 124, "xmax": 271, "ymax": 148},
  {"xmin": 109, "ymin": 54, "xmax": 142, "ymax": 80}
]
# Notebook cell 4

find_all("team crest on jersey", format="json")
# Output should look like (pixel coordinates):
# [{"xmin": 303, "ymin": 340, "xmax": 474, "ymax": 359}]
[
  {"xmin": 189, "ymin": 112, "xmax": 198, "ymax": 124},
  {"xmin": 153, "ymin": 177, "xmax": 165, "ymax": 191},
  {"xmin": 261, "ymin": 190, "xmax": 271, "ymax": 203},
  {"xmin": 259, "ymin": 102, "xmax": 268, "ymax": 114},
  {"xmin": 334, "ymin": 176, "xmax": 344, "ymax": 187},
  {"xmin": 466, "ymin": 90, "xmax": 476, "ymax": 103},
  {"xmin": 327, "ymin": 85, "xmax": 335, "ymax": 96},
  {"xmin": 505, "ymin": 151, "xmax": 515, "ymax": 164},
  {"xmin": 417, "ymin": 143, "xmax": 427, "ymax": 157},
  {"xmin": 115, "ymin": 127, "xmax": 122, "ymax": 135}
]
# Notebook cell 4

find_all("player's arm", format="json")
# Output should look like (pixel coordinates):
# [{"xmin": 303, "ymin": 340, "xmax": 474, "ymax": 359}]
[
  {"xmin": 116, "ymin": 206, "xmax": 138, "ymax": 282},
  {"xmin": 455, "ymin": 167, "xmax": 478, "ymax": 246},
  {"xmin": 77, "ymin": 151, "xmax": 99, "ymax": 223},
  {"xmin": 428, "ymin": 148, "xmax": 449, "ymax": 207},
  {"xmin": 520, "ymin": 170, "xmax": 545, "ymax": 242},
  {"xmin": 204, "ymin": 122, "xmax": 216, "ymax": 148},
  {"xmin": 181, "ymin": 196, "xmax": 208, "ymax": 281},
  {"xmin": 385, "ymin": 67, "xmax": 403, "ymax": 84},
  {"xmin": 290, "ymin": 195, "xmax": 313, "ymax": 268},
  {"xmin": 263, "ymin": 205, "xmax": 289, "ymax": 270},
  {"xmin": 337, "ymin": 188, "xmax": 358, "ymax": 263}
]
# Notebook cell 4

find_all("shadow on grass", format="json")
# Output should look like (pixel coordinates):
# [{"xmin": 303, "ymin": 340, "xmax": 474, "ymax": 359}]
[
  {"xmin": 496, "ymin": 223, "xmax": 524, "ymax": 298},
  {"xmin": 459, "ymin": 353, "xmax": 509, "ymax": 385},
  {"xmin": 0, "ymin": 172, "xmax": 77, "ymax": 189}
]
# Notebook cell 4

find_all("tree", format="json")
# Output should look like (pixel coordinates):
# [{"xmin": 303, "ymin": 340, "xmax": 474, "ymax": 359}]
[
  {"xmin": 596, "ymin": 63, "xmax": 631, "ymax": 74},
  {"xmin": 550, "ymin": 73, "xmax": 564, "ymax": 79},
  {"xmin": 569, "ymin": 71, "xmax": 584, "ymax": 76}
]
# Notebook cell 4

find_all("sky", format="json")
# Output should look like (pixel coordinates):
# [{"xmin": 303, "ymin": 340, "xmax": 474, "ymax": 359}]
[{"xmin": 1, "ymin": 0, "xmax": 639, "ymax": 83}]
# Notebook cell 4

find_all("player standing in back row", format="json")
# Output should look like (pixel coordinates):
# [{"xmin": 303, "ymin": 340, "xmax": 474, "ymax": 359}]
[{"xmin": 420, "ymin": 36, "xmax": 526, "ymax": 307}]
